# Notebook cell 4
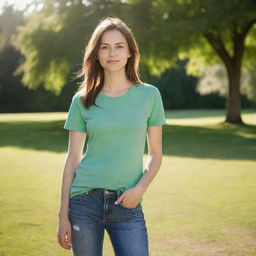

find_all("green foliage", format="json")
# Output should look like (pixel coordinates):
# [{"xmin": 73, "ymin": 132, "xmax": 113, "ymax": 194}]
[
  {"xmin": 129, "ymin": 0, "xmax": 256, "ymax": 75},
  {"xmin": 11, "ymin": 0, "xmax": 93, "ymax": 95},
  {"xmin": 148, "ymin": 60, "xmax": 227, "ymax": 109},
  {"xmin": 1, "ymin": 0, "xmax": 255, "ymax": 115},
  {"xmin": 10, "ymin": 0, "xmax": 137, "ymax": 94}
]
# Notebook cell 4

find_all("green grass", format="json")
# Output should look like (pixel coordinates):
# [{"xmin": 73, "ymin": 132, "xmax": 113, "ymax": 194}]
[{"xmin": 0, "ymin": 109, "xmax": 255, "ymax": 256}]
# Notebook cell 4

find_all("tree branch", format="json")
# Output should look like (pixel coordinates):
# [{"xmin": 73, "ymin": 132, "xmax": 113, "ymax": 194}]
[
  {"xmin": 233, "ymin": 19, "xmax": 256, "ymax": 69},
  {"xmin": 240, "ymin": 19, "xmax": 256, "ymax": 40},
  {"xmin": 203, "ymin": 32, "xmax": 232, "ymax": 68}
]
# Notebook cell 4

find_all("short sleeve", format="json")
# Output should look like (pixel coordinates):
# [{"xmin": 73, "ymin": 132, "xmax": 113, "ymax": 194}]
[
  {"xmin": 63, "ymin": 94, "xmax": 87, "ymax": 132},
  {"xmin": 147, "ymin": 88, "xmax": 167, "ymax": 127}
]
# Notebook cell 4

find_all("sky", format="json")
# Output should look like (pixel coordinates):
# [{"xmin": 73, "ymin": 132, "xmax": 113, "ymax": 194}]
[
  {"xmin": 0, "ymin": 0, "xmax": 33, "ymax": 11},
  {"xmin": 0, "ymin": 0, "xmax": 92, "ymax": 12}
]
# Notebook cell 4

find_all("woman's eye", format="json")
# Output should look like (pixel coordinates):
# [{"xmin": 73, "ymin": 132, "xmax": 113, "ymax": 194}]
[{"xmin": 100, "ymin": 46, "xmax": 124, "ymax": 49}]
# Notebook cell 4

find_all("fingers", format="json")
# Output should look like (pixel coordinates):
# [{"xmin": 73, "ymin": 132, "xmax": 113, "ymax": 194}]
[
  {"xmin": 57, "ymin": 231, "xmax": 72, "ymax": 250},
  {"xmin": 114, "ymin": 194, "xmax": 124, "ymax": 205},
  {"xmin": 66, "ymin": 231, "xmax": 72, "ymax": 249}
]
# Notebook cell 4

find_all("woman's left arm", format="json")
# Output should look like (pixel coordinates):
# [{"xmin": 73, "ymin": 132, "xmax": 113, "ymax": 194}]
[
  {"xmin": 135, "ymin": 125, "xmax": 163, "ymax": 193},
  {"xmin": 115, "ymin": 125, "xmax": 163, "ymax": 207}
]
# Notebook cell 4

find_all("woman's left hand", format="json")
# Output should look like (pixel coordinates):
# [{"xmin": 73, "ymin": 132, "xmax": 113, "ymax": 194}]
[{"xmin": 114, "ymin": 186, "xmax": 146, "ymax": 208}]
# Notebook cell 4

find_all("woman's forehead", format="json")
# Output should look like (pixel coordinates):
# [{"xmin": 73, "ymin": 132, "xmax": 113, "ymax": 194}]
[{"xmin": 101, "ymin": 30, "xmax": 127, "ymax": 44}]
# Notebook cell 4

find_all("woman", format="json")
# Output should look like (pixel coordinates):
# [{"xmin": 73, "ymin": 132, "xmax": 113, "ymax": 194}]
[{"xmin": 57, "ymin": 16, "xmax": 167, "ymax": 256}]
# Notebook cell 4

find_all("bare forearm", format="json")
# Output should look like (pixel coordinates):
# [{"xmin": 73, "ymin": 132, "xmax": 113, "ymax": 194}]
[
  {"xmin": 58, "ymin": 157, "xmax": 80, "ymax": 219},
  {"xmin": 135, "ymin": 154, "xmax": 163, "ymax": 193}
]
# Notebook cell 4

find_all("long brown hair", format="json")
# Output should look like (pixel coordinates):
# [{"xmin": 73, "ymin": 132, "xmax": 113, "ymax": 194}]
[{"xmin": 74, "ymin": 16, "xmax": 143, "ymax": 109}]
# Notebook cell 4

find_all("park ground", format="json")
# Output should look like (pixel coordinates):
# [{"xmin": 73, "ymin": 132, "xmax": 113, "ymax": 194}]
[{"xmin": 0, "ymin": 109, "xmax": 255, "ymax": 256}]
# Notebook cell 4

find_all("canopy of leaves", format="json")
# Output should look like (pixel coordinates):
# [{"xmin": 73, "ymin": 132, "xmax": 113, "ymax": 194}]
[
  {"xmin": 8, "ymin": 0, "xmax": 256, "ymax": 94},
  {"xmin": 128, "ymin": 0, "xmax": 256, "ymax": 76}
]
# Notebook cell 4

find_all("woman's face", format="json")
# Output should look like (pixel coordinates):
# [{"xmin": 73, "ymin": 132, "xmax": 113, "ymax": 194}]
[{"xmin": 97, "ymin": 29, "xmax": 131, "ymax": 72}]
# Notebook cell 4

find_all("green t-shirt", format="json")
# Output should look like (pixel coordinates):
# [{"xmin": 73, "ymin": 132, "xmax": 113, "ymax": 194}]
[{"xmin": 63, "ymin": 83, "xmax": 167, "ymax": 204}]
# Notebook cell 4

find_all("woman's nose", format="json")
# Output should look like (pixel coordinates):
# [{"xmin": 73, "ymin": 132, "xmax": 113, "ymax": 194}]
[{"xmin": 109, "ymin": 48, "xmax": 117, "ymax": 56}]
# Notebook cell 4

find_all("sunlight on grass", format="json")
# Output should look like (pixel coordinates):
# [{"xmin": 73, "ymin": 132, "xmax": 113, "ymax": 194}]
[
  {"xmin": 0, "ymin": 112, "xmax": 67, "ymax": 121},
  {"xmin": 165, "ymin": 109, "xmax": 255, "ymax": 126}
]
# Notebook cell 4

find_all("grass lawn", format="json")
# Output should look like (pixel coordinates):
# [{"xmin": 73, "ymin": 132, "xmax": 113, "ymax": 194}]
[{"xmin": 0, "ymin": 109, "xmax": 255, "ymax": 256}]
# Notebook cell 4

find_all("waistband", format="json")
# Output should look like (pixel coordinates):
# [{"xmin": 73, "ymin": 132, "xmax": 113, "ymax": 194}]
[{"xmin": 88, "ymin": 188, "xmax": 121, "ymax": 196}]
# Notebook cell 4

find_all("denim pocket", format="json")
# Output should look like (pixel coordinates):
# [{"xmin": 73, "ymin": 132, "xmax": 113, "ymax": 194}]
[
  {"xmin": 70, "ymin": 190, "xmax": 94, "ymax": 202},
  {"xmin": 119, "ymin": 201, "xmax": 140, "ymax": 210},
  {"xmin": 116, "ymin": 190, "xmax": 141, "ymax": 210},
  {"xmin": 70, "ymin": 193, "xmax": 86, "ymax": 202}
]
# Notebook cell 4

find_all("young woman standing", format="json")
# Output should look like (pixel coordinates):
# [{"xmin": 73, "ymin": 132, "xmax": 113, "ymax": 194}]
[{"xmin": 57, "ymin": 16, "xmax": 167, "ymax": 256}]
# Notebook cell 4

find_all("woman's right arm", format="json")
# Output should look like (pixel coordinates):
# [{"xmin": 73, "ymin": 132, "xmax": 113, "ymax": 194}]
[
  {"xmin": 58, "ymin": 130, "xmax": 86, "ymax": 219},
  {"xmin": 57, "ymin": 130, "xmax": 86, "ymax": 250}
]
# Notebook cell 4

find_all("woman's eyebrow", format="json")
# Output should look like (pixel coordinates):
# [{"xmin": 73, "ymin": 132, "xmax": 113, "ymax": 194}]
[{"xmin": 100, "ymin": 42, "xmax": 126, "ymax": 45}]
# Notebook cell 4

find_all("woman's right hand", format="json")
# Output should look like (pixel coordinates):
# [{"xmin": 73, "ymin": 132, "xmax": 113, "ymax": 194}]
[{"xmin": 57, "ymin": 217, "xmax": 72, "ymax": 250}]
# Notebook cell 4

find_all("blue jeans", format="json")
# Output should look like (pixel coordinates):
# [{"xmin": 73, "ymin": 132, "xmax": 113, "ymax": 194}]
[{"xmin": 68, "ymin": 188, "xmax": 149, "ymax": 256}]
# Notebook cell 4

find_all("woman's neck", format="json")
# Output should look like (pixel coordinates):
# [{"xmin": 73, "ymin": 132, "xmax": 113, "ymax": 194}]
[{"xmin": 102, "ymin": 72, "xmax": 132, "ymax": 92}]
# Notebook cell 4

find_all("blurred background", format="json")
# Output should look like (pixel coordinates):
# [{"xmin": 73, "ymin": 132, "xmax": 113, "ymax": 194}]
[
  {"xmin": 0, "ymin": 0, "xmax": 255, "ymax": 118},
  {"xmin": 0, "ymin": 0, "xmax": 255, "ymax": 255}
]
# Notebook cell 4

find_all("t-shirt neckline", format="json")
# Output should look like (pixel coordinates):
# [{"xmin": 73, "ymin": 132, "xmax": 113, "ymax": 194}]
[{"xmin": 98, "ymin": 84, "xmax": 137, "ymax": 99}]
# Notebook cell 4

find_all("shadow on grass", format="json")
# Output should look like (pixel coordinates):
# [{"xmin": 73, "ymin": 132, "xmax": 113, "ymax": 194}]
[
  {"xmin": 165, "ymin": 108, "xmax": 255, "ymax": 119},
  {"xmin": 161, "ymin": 123, "xmax": 256, "ymax": 160},
  {"xmin": 0, "ymin": 120, "xmax": 255, "ymax": 160}
]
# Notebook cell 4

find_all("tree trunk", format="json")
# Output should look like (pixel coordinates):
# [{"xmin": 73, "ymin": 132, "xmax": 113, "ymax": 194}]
[
  {"xmin": 225, "ymin": 65, "xmax": 244, "ymax": 124},
  {"xmin": 203, "ymin": 19, "xmax": 256, "ymax": 126}
]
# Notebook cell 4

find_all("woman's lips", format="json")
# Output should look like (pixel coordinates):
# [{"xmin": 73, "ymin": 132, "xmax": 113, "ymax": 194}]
[{"xmin": 107, "ymin": 60, "xmax": 119, "ymax": 64}]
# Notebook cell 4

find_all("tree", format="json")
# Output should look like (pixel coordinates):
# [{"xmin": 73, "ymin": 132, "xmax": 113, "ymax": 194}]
[
  {"xmin": 10, "ymin": 0, "xmax": 256, "ymax": 123},
  {"xmin": 128, "ymin": 0, "xmax": 256, "ymax": 124},
  {"xmin": 10, "ymin": 0, "xmax": 132, "ymax": 95}
]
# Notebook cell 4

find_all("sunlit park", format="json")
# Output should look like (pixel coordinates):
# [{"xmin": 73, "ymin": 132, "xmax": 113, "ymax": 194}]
[{"xmin": 0, "ymin": 0, "xmax": 256, "ymax": 255}]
